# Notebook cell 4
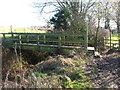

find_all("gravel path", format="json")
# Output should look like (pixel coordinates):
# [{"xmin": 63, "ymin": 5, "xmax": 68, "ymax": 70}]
[{"xmin": 86, "ymin": 51, "xmax": 120, "ymax": 88}]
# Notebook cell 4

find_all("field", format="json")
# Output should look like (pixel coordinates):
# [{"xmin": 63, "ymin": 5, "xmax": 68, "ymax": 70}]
[
  {"xmin": 0, "ymin": 27, "xmax": 46, "ymax": 33},
  {"xmin": 111, "ymin": 33, "xmax": 119, "ymax": 40},
  {"xmin": 0, "ymin": 27, "xmax": 47, "ymax": 37}
]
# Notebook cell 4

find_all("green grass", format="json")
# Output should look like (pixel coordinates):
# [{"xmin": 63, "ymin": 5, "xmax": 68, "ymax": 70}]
[
  {"xmin": 111, "ymin": 34, "xmax": 118, "ymax": 40},
  {"xmin": 112, "ymin": 33, "xmax": 118, "ymax": 37},
  {"xmin": 0, "ymin": 27, "xmax": 46, "ymax": 33},
  {"xmin": 105, "ymin": 33, "xmax": 119, "ymax": 47},
  {"xmin": 33, "ymin": 72, "xmax": 46, "ymax": 78},
  {"xmin": 0, "ymin": 27, "xmax": 47, "ymax": 38},
  {"xmin": 61, "ymin": 70, "xmax": 93, "ymax": 88}
]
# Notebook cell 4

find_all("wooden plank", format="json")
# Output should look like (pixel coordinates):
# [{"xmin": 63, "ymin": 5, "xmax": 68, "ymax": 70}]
[
  {"xmin": 14, "ymin": 43, "xmax": 81, "ymax": 49},
  {"xmin": 87, "ymin": 47, "xmax": 94, "ymax": 51},
  {"xmin": 8, "ymin": 38, "xmax": 83, "ymax": 44},
  {"xmin": 0, "ymin": 33, "xmax": 83, "ymax": 37},
  {"xmin": 1, "ymin": 32, "xmax": 85, "ymax": 50},
  {"xmin": 104, "ymin": 39, "xmax": 119, "ymax": 41},
  {"xmin": 105, "ymin": 42, "xmax": 118, "ymax": 45}
]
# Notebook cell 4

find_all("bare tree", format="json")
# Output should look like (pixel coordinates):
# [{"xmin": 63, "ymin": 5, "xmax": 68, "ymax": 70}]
[
  {"xmin": 34, "ymin": 0, "xmax": 95, "ymax": 34},
  {"xmin": 110, "ymin": 1, "xmax": 120, "ymax": 49},
  {"xmin": 104, "ymin": 2, "xmax": 112, "ymax": 48},
  {"xmin": 90, "ymin": 1, "xmax": 105, "ymax": 51}
]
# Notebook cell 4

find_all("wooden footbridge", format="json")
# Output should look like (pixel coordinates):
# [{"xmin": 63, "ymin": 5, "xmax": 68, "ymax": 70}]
[
  {"xmin": 1, "ymin": 33, "xmax": 90, "ymax": 52},
  {"xmin": 1, "ymin": 32, "xmax": 119, "ymax": 52}
]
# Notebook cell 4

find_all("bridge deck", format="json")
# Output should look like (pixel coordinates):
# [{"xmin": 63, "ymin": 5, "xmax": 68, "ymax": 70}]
[{"xmin": 14, "ymin": 43, "xmax": 81, "ymax": 49}]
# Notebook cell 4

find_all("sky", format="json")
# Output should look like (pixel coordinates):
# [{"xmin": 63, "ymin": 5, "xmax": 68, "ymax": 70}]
[
  {"xmin": 0, "ymin": 0, "xmax": 54, "ymax": 27},
  {"xmin": 0, "ymin": 0, "xmax": 118, "ymax": 28}
]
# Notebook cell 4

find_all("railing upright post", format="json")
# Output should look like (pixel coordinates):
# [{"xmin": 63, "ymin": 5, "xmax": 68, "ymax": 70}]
[
  {"xmin": 43, "ymin": 35, "xmax": 46, "ymax": 44},
  {"xmin": 11, "ymin": 33, "xmax": 14, "ymax": 38},
  {"xmin": 27, "ymin": 35, "xmax": 29, "ymax": 42},
  {"xmin": 3, "ymin": 34, "xmax": 5, "ymax": 40},
  {"xmin": 10, "ymin": 25, "xmax": 14, "ymax": 38},
  {"xmin": 63, "ymin": 35, "xmax": 65, "ymax": 45},
  {"xmin": 37, "ymin": 34, "xmax": 40, "ymax": 45},
  {"xmin": 2, "ymin": 34, "xmax": 6, "ymax": 44},
  {"xmin": 19, "ymin": 35, "xmax": 22, "ymax": 44},
  {"xmin": 58, "ymin": 35, "xmax": 61, "ymax": 47}
]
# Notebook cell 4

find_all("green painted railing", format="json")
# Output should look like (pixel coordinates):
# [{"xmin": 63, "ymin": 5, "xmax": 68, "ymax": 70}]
[
  {"xmin": 1, "ymin": 33, "xmax": 85, "ymax": 51},
  {"xmin": 1, "ymin": 33, "xmax": 119, "ymax": 52}
]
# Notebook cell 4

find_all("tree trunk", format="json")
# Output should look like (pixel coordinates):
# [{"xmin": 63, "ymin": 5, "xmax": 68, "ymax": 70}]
[
  {"xmin": 118, "ymin": 1, "xmax": 120, "ymax": 50},
  {"xmin": 109, "ymin": 27, "xmax": 112, "ymax": 49},
  {"xmin": 117, "ymin": 24, "xmax": 120, "ymax": 50},
  {"xmin": 95, "ymin": 19, "xmax": 100, "ymax": 51}
]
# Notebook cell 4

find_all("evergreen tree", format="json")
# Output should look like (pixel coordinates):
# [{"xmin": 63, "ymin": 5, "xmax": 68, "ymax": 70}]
[{"xmin": 50, "ymin": 8, "xmax": 70, "ymax": 32}]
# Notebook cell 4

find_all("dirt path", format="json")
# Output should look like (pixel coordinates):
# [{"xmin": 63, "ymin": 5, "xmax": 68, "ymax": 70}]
[{"xmin": 86, "ymin": 50, "xmax": 120, "ymax": 88}]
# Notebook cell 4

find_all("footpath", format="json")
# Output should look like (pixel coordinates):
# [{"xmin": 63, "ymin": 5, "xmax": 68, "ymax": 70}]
[{"xmin": 86, "ymin": 50, "xmax": 120, "ymax": 88}]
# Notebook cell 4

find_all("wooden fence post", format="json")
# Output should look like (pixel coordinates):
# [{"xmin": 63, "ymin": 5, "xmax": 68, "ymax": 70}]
[
  {"xmin": 118, "ymin": 39, "xmax": 120, "ymax": 50},
  {"xmin": 110, "ymin": 39, "xmax": 111, "ymax": 49}
]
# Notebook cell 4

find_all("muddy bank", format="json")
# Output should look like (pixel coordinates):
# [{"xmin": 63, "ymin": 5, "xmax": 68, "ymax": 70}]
[{"xmin": 2, "ymin": 48, "xmax": 93, "ymax": 88}]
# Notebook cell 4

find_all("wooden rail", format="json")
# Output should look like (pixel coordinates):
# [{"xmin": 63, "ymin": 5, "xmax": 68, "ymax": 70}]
[
  {"xmin": 1, "ymin": 33, "xmax": 85, "ymax": 52},
  {"xmin": 104, "ymin": 39, "xmax": 119, "ymax": 48},
  {"xmin": 1, "ymin": 33, "xmax": 119, "ymax": 52},
  {"xmin": 97, "ymin": 38, "xmax": 119, "ymax": 52}
]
